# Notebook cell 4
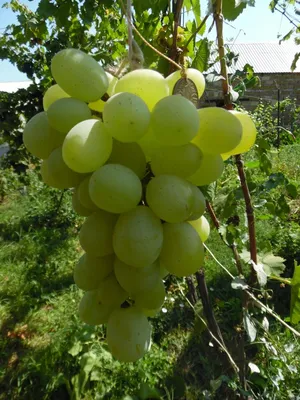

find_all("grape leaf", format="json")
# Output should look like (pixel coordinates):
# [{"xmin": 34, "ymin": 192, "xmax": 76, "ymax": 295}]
[
  {"xmin": 249, "ymin": 362, "xmax": 260, "ymax": 374},
  {"xmin": 191, "ymin": 38, "xmax": 210, "ymax": 71},
  {"xmin": 231, "ymin": 277, "xmax": 248, "ymax": 290},
  {"xmin": 240, "ymin": 251, "xmax": 286, "ymax": 277},
  {"xmin": 252, "ymin": 262, "xmax": 267, "ymax": 287},
  {"xmin": 68, "ymin": 341, "xmax": 83, "ymax": 357},
  {"xmin": 286, "ymin": 183, "xmax": 298, "ymax": 199},
  {"xmin": 223, "ymin": 0, "xmax": 247, "ymax": 21},
  {"xmin": 191, "ymin": 0, "xmax": 201, "ymax": 27},
  {"xmin": 291, "ymin": 52, "xmax": 300, "ymax": 71},
  {"xmin": 243, "ymin": 310, "xmax": 257, "ymax": 342}
]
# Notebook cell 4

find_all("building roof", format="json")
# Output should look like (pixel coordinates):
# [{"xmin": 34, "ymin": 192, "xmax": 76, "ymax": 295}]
[
  {"xmin": 0, "ymin": 81, "xmax": 32, "ymax": 93},
  {"xmin": 225, "ymin": 42, "xmax": 300, "ymax": 74}
]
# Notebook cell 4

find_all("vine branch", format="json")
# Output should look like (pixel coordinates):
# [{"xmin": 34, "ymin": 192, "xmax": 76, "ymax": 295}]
[
  {"xmin": 214, "ymin": 0, "xmax": 232, "ymax": 109},
  {"xmin": 214, "ymin": 0, "xmax": 257, "ymax": 282},
  {"xmin": 169, "ymin": 0, "xmax": 184, "ymax": 74},
  {"xmin": 235, "ymin": 155, "xmax": 257, "ymax": 283},
  {"xmin": 274, "ymin": 5, "xmax": 299, "ymax": 29},
  {"xmin": 206, "ymin": 200, "xmax": 244, "ymax": 275},
  {"xmin": 185, "ymin": 13, "xmax": 210, "ymax": 49}
]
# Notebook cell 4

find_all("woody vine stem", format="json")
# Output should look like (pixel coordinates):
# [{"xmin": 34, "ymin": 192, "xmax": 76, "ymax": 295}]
[{"xmin": 214, "ymin": 0, "xmax": 258, "ymax": 283}]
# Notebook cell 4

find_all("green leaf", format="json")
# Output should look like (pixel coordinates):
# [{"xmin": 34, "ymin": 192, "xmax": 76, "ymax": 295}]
[
  {"xmin": 243, "ymin": 310, "xmax": 257, "ymax": 342},
  {"xmin": 291, "ymin": 52, "xmax": 300, "ymax": 71},
  {"xmin": 279, "ymin": 28, "xmax": 295, "ymax": 43},
  {"xmin": 191, "ymin": 38, "xmax": 210, "ymax": 71},
  {"xmin": 198, "ymin": 182, "xmax": 216, "ymax": 202},
  {"xmin": 240, "ymin": 251, "xmax": 286, "ymax": 278},
  {"xmin": 223, "ymin": 0, "xmax": 247, "ymax": 21},
  {"xmin": 133, "ymin": 0, "xmax": 168, "ymax": 14},
  {"xmin": 191, "ymin": 0, "xmax": 201, "ymax": 27},
  {"xmin": 138, "ymin": 383, "xmax": 162, "ymax": 399},
  {"xmin": 80, "ymin": 351, "xmax": 97, "ymax": 374},
  {"xmin": 252, "ymin": 261, "xmax": 267, "ymax": 287},
  {"xmin": 231, "ymin": 277, "xmax": 248, "ymax": 290},
  {"xmin": 248, "ymin": 362, "xmax": 260, "ymax": 374},
  {"xmin": 259, "ymin": 253, "xmax": 286, "ymax": 277},
  {"xmin": 290, "ymin": 264, "xmax": 300, "ymax": 325},
  {"xmin": 244, "ymin": 160, "xmax": 260, "ymax": 169},
  {"xmin": 286, "ymin": 183, "xmax": 298, "ymax": 199},
  {"xmin": 68, "ymin": 341, "xmax": 83, "ymax": 357}
]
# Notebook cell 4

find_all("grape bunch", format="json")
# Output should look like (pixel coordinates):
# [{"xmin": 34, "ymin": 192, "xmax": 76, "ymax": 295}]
[{"xmin": 22, "ymin": 48, "xmax": 257, "ymax": 362}]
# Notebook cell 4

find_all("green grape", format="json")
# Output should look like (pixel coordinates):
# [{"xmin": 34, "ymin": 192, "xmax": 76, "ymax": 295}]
[
  {"xmin": 107, "ymin": 306, "xmax": 152, "ymax": 362},
  {"xmin": 160, "ymin": 222, "xmax": 204, "ymax": 277},
  {"xmin": 134, "ymin": 279, "xmax": 166, "ymax": 310},
  {"xmin": 166, "ymin": 68, "xmax": 206, "ymax": 98},
  {"xmin": 88, "ymin": 72, "xmax": 118, "ymax": 112},
  {"xmin": 23, "ymin": 112, "xmax": 63, "ymax": 159},
  {"xmin": 142, "ymin": 307, "xmax": 161, "ymax": 317},
  {"xmin": 41, "ymin": 147, "xmax": 84, "ymax": 189},
  {"xmin": 47, "ymin": 98, "xmax": 92, "ymax": 134},
  {"xmin": 150, "ymin": 143, "xmax": 202, "ymax": 178},
  {"xmin": 159, "ymin": 262, "xmax": 169, "ymax": 278},
  {"xmin": 43, "ymin": 84, "xmax": 70, "ymax": 111},
  {"xmin": 51, "ymin": 48, "xmax": 109, "ymax": 102},
  {"xmin": 137, "ymin": 128, "xmax": 163, "ymax": 161},
  {"xmin": 97, "ymin": 273, "xmax": 128, "ymax": 307},
  {"xmin": 114, "ymin": 257, "xmax": 160, "ymax": 294},
  {"xmin": 79, "ymin": 210, "xmax": 118, "ymax": 256},
  {"xmin": 78, "ymin": 175, "xmax": 98, "ymax": 211},
  {"xmin": 103, "ymin": 92, "xmax": 150, "ymax": 142},
  {"xmin": 146, "ymin": 175, "xmax": 194, "ymax": 223},
  {"xmin": 151, "ymin": 95, "xmax": 199, "ymax": 146},
  {"xmin": 221, "ymin": 111, "xmax": 257, "ymax": 158},
  {"xmin": 188, "ymin": 215, "xmax": 210, "ymax": 243},
  {"xmin": 113, "ymin": 206, "xmax": 163, "ymax": 268},
  {"xmin": 113, "ymin": 69, "xmax": 169, "ymax": 110},
  {"xmin": 187, "ymin": 153, "xmax": 224, "ymax": 186},
  {"xmin": 188, "ymin": 185, "xmax": 206, "ymax": 221},
  {"xmin": 107, "ymin": 140, "xmax": 146, "ymax": 179},
  {"xmin": 74, "ymin": 253, "xmax": 114, "ymax": 291},
  {"xmin": 89, "ymin": 164, "xmax": 142, "ymax": 214},
  {"xmin": 62, "ymin": 119, "xmax": 112, "ymax": 173},
  {"xmin": 72, "ymin": 187, "xmax": 92, "ymax": 217},
  {"xmin": 79, "ymin": 290, "xmax": 115, "ymax": 325},
  {"xmin": 192, "ymin": 107, "xmax": 242, "ymax": 154}
]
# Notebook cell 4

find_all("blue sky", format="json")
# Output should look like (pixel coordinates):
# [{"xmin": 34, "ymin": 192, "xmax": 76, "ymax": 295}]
[{"xmin": 0, "ymin": 0, "xmax": 297, "ymax": 82}]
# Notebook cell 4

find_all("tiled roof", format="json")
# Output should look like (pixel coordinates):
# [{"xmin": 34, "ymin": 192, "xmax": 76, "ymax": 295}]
[{"xmin": 224, "ymin": 42, "xmax": 300, "ymax": 73}]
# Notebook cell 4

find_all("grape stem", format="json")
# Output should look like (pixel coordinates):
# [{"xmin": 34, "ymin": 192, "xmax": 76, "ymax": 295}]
[
  {"xmin": 126, "ymin": 0, "xmax": 133, "ymax": 69},
  {"xmin": 184, "ymin": 13, "xmax": 210, "ymax": 50},
  {"xmin": 186, "ymin": 276, "xmax": 198, "ymax": 304},
  {"xmin": 195, "ymin": 269, "xmax": 226, "ymax": 348},
  {"xmin": 213, "ymin": 0, "xmax": 232, "ymax": 109},
  {"xmin": 235, "ymin": 154, "xmax": 257, "ymax": 284},
  {"xmin": 214, "ymin": 1, "xmax": 256, "ymax": 394},
  {"xmin": 168, "ymin": 0, "xmax": 184, "ymax": 74},
  {"xmin": 206, "ymin": 200, "xmax": 244, "ymax": 276}
]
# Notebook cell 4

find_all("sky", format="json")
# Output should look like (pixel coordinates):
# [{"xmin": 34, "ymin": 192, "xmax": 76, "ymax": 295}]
[{"xmin": 0, "ymin": 0, "xmax": 298, "ymax": 82}]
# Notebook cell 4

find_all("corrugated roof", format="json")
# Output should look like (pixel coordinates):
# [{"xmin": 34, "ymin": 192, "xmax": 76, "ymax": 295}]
[{"xmin": 225, "ymin": 42, "xmax": 300, "ymax": 73}]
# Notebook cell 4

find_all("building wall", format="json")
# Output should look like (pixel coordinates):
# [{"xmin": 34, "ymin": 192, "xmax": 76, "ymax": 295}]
[{"xmin": 199, "ymin": 73, "xmax": 300, "ymax": 111}]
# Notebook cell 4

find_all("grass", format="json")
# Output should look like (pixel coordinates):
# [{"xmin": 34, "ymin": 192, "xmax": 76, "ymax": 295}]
[{"xmin": 0, "ymin": 144, "xmax": 299, "ymax": 399}]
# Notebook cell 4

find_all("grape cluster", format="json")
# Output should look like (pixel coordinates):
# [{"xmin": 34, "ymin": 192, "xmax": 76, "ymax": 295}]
[{"xmin": 23, "ymin": 48, "xmax": 257, "ymax": 362}]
